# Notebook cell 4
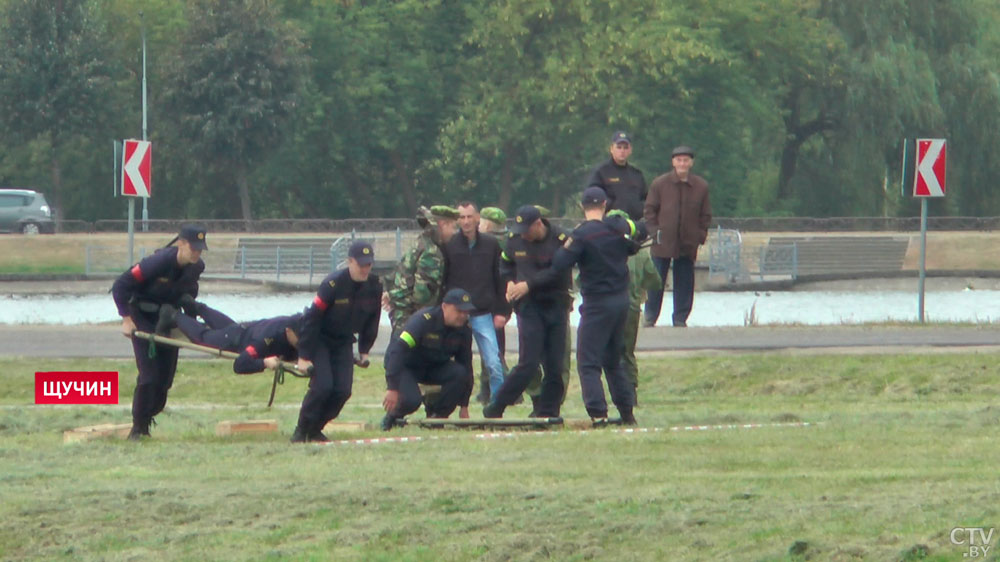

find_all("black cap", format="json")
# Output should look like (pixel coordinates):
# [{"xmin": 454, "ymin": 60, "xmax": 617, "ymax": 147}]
[
  {"xmin": 442, "ymin": 288, "xmax": 476, "ymax": 311},
  {"xmin": 348, "ymin": 240, "xmax": 374, "ymax": 265},
  {"xmin": 581, "ymin": 186, "xmax": 608, "ymax": 205},
  {"xmin": 510, "ymin": 205, "xmax": 542, "ymax": 234},
  {"xmin": 672, "ymin": 145, "xmax": 695, "ymax": 158},
  {"xmin": 179, "ymin": 224, "xmax": 208, "ymax": 251},
  {"xmin": 611, "ymin": 131, "xmax": 631, "ymax": 145}
]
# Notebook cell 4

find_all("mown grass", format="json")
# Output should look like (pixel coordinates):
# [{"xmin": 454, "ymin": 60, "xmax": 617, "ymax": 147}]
[{"xmin": 3, "ymin": 353, "xmax": 1000, "ymax": 561}]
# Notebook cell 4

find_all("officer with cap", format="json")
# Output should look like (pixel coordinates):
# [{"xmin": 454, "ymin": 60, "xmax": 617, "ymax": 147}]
[
  {"xmin": 643, "ymin": 145, "xmax": 712, "ymax": 327},
  {"xmin": 586, "ymin": 131, "xmax": 648, "ymax": 221},
  {"xmin": 537, "ymin": 187, "xmax": 647, "ymax": 425},
  {"xmin": 112, "ymin": 223, "xmax": 208, "ymax": 440},
  {"xmin": 381, "ymin": 288, "xmax": 476, "ymax": 430},
  {"xmin": 292, "ymin": 239, "xmax": 383, "ymax": 442},
  {"xmin": 383, "ymin": 205, "xmax": 459, "ymax": 339},
  {"xmin": 483, "ymin": 204, "xmax": 573, "ymax": 419}
]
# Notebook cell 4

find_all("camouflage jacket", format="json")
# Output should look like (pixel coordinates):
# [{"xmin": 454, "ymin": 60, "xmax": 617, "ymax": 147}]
[
  {"xmin": 386, "ymin": 229, "xmax": 446, "ymax": 329},
  {"xmin": 628, "ymin": 247, "xmax": 663, "ymax": 311}
]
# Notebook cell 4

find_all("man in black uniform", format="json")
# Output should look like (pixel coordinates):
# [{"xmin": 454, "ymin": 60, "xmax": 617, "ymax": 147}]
[
  {"xmin": 380, "ymin": 288, "xmax": 476, "ymax": 430},
  {"xmin": 293, "ymin": 240, "xmax": 382, "ymax": 443},
  {"xmin": 483, "ymin": 205, "xmax": 571, "ymax": 419},
  {"xmin": 165, "ymin": 302, "xmax": 302, "ymax": 374},
  {"xmin": 586, "ymin": 131, "xmax": 647, "ymax": 221},
  {"xmin": 111, "ymin": 224, "xmax": 207, "ymax": 440},
  {"xmin": 547, "ymin": 187, "xmax": 646, "ymax": 424}
]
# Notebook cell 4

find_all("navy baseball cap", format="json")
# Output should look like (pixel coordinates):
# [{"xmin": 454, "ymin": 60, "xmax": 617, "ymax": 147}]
[
  {"xmin": 611, "ymin": 131, "xmax": 631, "ymax": 144},
  {"xmin": 442, "ymin": 288, "xmax": 476, "ymax": 311},
  {"xmin": 581, "ymin": 186, "xmax": 608, "ymax": 205},
  {"xmin": 179, "ymin": 224, "xmax": 208, "ymax": 251},
  {"xmin": 510, "ymin": 205, "xmax": 542, "ymax": 234},
  {"xmin": 348, "ymin": 240, "xmax": 374, "ymax": 265}
]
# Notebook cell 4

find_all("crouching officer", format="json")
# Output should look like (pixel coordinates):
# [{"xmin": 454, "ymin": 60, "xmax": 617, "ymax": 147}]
[
  {"xmin": 111, "ymin": 224, "xmax": 207, "ymax": 440},
  {"xmin": 542, "ymin": 187, "xmax": 647, "ymax": 425},
  {"xmin": 483, "ymin": 205, "xmax": 572, "ymax": 419},
  {"xmin": 293, "ymin": 240, "xmax": 383, "ymax": 443},
  {"xmin": 167, "ymin": 302, "xmax": 302, "ymax": 374},
  {"xmin": 380, "ymin": 288, "xmax": 476, "ymax": 430}
]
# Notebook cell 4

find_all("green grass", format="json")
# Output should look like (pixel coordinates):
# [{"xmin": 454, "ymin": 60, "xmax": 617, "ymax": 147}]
[{"xmin": 3, "ymin": 353, "xmax": 1000, "ymax": 561}]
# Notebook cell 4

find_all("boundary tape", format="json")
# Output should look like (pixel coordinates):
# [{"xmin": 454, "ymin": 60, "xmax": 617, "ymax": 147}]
[{"xmin": 318, "ymin": 421, "xmax": 819, "ymax": 448}]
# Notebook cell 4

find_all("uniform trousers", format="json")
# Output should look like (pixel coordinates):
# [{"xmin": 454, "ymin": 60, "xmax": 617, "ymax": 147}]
[
  {"xmin": 576, "ymin": 291, "xmax": 635, "ymax": 418},
  {"xmin": 297, "ymin": 340, "xmax": 354, "ymax": 431},
  {"xmin": 391, "ymin": 361, "xmax": 468, "ymax": 418},
  {"xmin": 492, "ymin": 299, "xmax": 568, "ymax": 416}
]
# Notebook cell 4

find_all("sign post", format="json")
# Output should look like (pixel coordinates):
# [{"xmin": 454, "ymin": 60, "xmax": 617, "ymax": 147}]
[
  {"xmin": 912, "ymin": 138, "xmax": 947, "ymax": 323},
  {"xmin": 121, "ymin": 139, "xmax": 152, "ymax": 267}
]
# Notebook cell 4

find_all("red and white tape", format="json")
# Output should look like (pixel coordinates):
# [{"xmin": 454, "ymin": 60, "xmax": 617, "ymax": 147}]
[{"xmin": 317, "ymin": 421, "xmax": 818, "ymax": 447}]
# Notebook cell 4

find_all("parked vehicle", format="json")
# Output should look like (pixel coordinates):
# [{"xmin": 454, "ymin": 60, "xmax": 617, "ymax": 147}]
[{"xmin": 0, "ymin": 189, "xmax": 54, "ymax": 234}]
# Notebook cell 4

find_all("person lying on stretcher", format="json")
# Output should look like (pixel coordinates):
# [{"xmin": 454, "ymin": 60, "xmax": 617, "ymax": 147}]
[{"xmin": 156, "ymin": 299, "xmax": 301, "ymax": 374}]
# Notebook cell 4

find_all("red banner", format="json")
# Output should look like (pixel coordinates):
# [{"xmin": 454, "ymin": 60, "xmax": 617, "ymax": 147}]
[{"xmin": 35, "ymin": 372, "xmax": 119, "ymax": 405}]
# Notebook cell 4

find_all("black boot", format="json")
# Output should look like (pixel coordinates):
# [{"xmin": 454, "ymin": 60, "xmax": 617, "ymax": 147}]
[
  {"xmin": 128, "ymin": 419, "xmax": 150, "ymax": 441},
  {"xmin": 309, "ymin": 424, "xmax": 330, "ymax": 442},
  {"xmin": 155, "ymin": 304, "xmax": 177, "ymax": 335},
  {"xmin": 618, "ymin": 408, "xmax": 638, "ymax": 426},
  {"xmin": 482, "ymin": 401, "xmax": 504, "ymax": 419},
  {"xmin": 381, "ymin": 413, "xmax": 405, "ymax": 431},
  {"xmin": 290, "ymin": 424, "xmax": 309, "ymax": 443}
]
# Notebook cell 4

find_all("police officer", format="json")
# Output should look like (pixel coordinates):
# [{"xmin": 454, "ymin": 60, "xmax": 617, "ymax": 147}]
[
  {"xmin": 111, "ymin": 224, "xmax": 207, "ymax": 440},
  {"xmin": 383, "ymin": 205, "xmax": 458, "ymax": 338},
  {"xmin": 586, "ymin": 131, "xmax": 647, "ymax": 221},
  {"xmin": 166, "ymin": 302, "xmax": 302, "ymax": 375},
  {"xmin": 380, "ymin": 288, "xmax": 476, "ymax": 430},
  {"xmin": 483, "ymin": 205, "xmax": 572, "ymax": 419},
  {"xmin": 293, "ymin": 240, "xmax": 383, "ymax": 443},
  {"xmin": 545, "ymin": 187, "xmax": 647, "ymax": 424}
]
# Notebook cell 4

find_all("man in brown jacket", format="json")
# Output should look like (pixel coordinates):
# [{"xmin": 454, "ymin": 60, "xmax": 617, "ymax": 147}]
[{"xmin": 642, "ymin": 146, "xmax": 712, "ymax": 327}]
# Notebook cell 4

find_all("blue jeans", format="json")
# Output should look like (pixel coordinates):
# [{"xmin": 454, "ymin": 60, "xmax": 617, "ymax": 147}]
[{"xmin": 468, "ymin": 313, "xmax": 505, "ymax": 395}]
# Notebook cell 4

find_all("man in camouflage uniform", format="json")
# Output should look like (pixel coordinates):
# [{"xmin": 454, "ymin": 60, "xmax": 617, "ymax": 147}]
[
  {"xmin": 383, "ymin": 205, "xmax": 459, "ymax": 366},
  {"xmin": 608, "ymin": 209, "xmax": 663, "ymax": 402},
  {"xmin": 476, "ymin": 206, "xmax": 509, "ymax": 404}
]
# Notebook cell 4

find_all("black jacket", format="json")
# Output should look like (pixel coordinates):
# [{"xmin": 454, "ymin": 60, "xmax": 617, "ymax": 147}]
[
  {"xmin": 443, "ymin": 230, "xmax": 506, "ymax": 316},
  {"xmin": 299, "ymin": 268, "xmax": 382, "ymax": 360},
  {"xmin": 500, "ymin": 220, "xmax": 573, "ymax": 307},
  {"xmin": 111, "ymin": 246, "xmax": 204, "ymax": 321},
  {"xmin": 549, "ymin": 216, "xmax": 647, "ymax": 296},
  {"xmin": 587, "ymin": 158, "xmax": 647, "ymax": 221},
  {"xmin": 384, "ymin": 305, "xmax": 473, "ymax": 390}
]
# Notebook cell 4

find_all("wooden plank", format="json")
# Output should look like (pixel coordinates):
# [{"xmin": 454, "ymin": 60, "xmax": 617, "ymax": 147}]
[
  {"xmin": 321, "ymin": 421, "xmax": 371, "ymax": 432},
  {"xmin": 63, "ymin": 423, "xmax": 132, "ymax": 444},
  {"xmin": 215, "ymin": 419, "xmax": 279, "ymax": 436},
  {"xmin": 418, "ymin": 384, "xmax": 442, "ymax": 394}
]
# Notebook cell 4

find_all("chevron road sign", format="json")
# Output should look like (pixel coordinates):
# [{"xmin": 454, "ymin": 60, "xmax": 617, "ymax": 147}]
[
  {"xmin": 913, "ymin": 138, "xmax": 946, "ymax": 197},
  {"xmin": 121, "ymin": 139, "xmax": 151, "ymax": 197}
]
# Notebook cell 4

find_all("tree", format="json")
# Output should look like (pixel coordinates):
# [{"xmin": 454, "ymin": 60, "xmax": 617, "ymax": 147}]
[
  {"xmin": 162, "ymin": 0, "xmax": 306, "ymax": 224},
  {"xmin": 0, "ymin": 0, "xmax": 120, "ymax": 226}
]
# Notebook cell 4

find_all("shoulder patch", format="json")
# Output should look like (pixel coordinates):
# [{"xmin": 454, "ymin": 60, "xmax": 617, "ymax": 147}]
[
  {"xmin": 558, "ymin": 233, "xmax": 566, "ymax": 241},
  {"xmin": 423, "ymin": 312, "xmax": 432, "ymax": 320},
  {"xmin": 507, "ymin": 232, "xmax": 515, "ymax": 239},
  {"xmin": 328, "ymin": 281, "xmax": 336, "ymax": 289}
]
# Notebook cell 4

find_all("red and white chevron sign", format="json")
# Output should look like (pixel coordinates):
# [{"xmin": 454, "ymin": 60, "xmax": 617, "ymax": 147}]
[
  {"xmin": 121, "ymin": 139, "xmax": 152, "ymax": 197},
  {"xmin": 913, "ymin": 138, "xmax": 946, "ymax": 197}
]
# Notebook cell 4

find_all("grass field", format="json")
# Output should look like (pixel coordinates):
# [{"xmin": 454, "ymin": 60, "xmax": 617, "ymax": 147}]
[{"xmin": 3, "ymin": 353, "xmax": 1000, "ymax": 561}]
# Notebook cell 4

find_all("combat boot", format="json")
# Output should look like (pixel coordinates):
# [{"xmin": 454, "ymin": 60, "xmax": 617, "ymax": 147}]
[
  {"xmin": 155, "ymin": 304, "xmax": 177, "ymax": 335},
  {"xmin": 290, "ymin": 424, "xmax": 309, "ymax": 443},
  {"xmin": 482, "ymin": 401, "xmax": 504, "ymax": 419},
  {"xmin": 380, "ymin": 413, "xmax": 401, "ymax": 431},
  {"xmin": 619, "ymin": 408, "xmax": 638, "ymax": 426},
  {"xmin": 127, "ymin": 419, "xmax": 150, "ymax": 441}
]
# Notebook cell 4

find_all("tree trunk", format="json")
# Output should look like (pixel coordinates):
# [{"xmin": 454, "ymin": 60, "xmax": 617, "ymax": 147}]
[
  {"xmin": 49, "ymin": 153, "xmax": 63, "ymax": 232},
  {"xmin": 498, "ymin": 142, "xmax": 514, "ymax": 212},
  {"xmin": 236, "ymin": 164, "xmax": 253, "ymax": 231},
  {"xmin": 389, "ymin": 151, "xmax": 418, "ymax": 213}
]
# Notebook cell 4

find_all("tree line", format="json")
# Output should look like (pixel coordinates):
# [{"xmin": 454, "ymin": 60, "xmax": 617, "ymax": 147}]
[{"xmin": 0, "ymin": 0, "xmax": 998, "ymax": 224}]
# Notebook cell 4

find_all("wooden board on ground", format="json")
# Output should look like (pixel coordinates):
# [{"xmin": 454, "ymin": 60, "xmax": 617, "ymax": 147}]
[
  {"xmin": 63, "ymin": 423, "xmax": 132, "ymax": 444},
  {"xmin": 215, "ymin": 419, "xmax": 279, "ymax": 436},
  {"xmin": 564, "ymin": 418, "xmax": 630, "ymax": 430},
  {"xmin": 418, "ymin": 384, "xmax": 442, "ymax": 394},
  {"xmin": 321, "ymin": 421, "xmax": 371, "ymax": 432},
  {"xmin": 416, "ymin": 417, "xmax": 563, "ymax": 429}
]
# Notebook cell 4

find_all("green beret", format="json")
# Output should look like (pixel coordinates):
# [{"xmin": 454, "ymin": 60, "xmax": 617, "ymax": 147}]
[
  {"xmin": 480, "ymin": 207, "xmax": 507, "ymax": 225},
  {"xmin": 606, "ymin": 209, "xmax": 629, "ymax": 220},
  {"xmin": 429, "ymin": 205, "xmax": 459, "ymax": 220}
]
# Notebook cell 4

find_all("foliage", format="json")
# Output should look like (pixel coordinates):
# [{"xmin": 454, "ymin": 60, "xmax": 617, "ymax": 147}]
[{"xmin": 0, "ymin": 0, "xmax": 999, "ymax": 222}]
